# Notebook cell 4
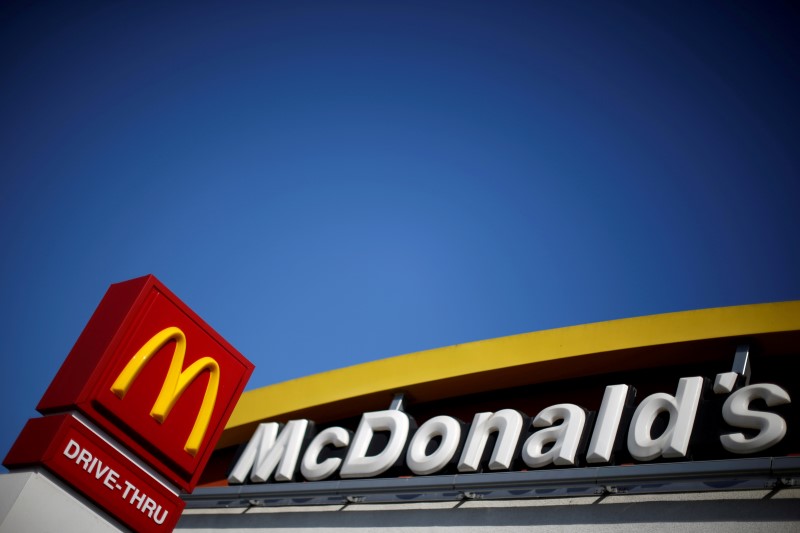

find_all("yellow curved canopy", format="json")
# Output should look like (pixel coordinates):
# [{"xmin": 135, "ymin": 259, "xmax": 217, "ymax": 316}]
[{"xmin": 219, "ymin": 301, "xmax": 800, "ymax": 449}]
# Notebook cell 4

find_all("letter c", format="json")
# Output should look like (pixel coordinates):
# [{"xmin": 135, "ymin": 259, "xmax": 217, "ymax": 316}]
[{"xmin": 301, "ymin": 427, "xmax": 350, "ymax": 481}]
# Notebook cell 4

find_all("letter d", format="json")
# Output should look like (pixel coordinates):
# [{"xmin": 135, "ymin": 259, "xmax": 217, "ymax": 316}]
[
  {"xmin": 627, "ymin": 376, "xmax": 704, "ymax": 461},
  {"xmin": 340, "ymin": 410, "xmax": 410, "ymax": 478},
  {"xmin": 63, "ymin": 439, "xmax": 81, "ymax": 460}
]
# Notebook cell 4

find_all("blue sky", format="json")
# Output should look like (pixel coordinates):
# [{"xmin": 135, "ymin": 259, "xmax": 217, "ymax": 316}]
[{"xmin": 1, "ymin": 1, "xmax": 798, "ymax": 462}]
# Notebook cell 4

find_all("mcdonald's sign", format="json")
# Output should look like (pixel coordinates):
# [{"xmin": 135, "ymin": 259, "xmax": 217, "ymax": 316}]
[{"xmin": 36, "ymin": 275, "xmax": 254, "ymax": 492}]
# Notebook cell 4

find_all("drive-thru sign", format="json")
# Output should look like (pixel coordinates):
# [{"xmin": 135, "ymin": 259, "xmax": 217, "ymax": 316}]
[{"xmin": 4, "ymin": 275, "xmax": 254, "ymax": 531}]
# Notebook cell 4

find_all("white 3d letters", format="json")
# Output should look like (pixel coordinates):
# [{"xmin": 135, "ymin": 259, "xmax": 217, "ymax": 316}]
[
  {"xmin": 230, "ymin": 372, "xmax": 794, "ymax": 484},
  {"xmin": 458, "ymin": 409, "xmax": 523, "ymax": 472},
  {"xmin": 406, "ymin": 416, "xmax": 461, "ymax": 475},
  {"xmin": 228, "ymin": 420, "xmax": 309, "ymax": 483},
  {"xmin": 627, "ymin": 377, "xmax": 703, "ymax": 461},
  {"xmin": 586, "ymin": 385, "xmax": 629, "ymax": 463},
  {"xmin": 301, "ymin": 426, "xmax": 351, "ymax": 481},
  {"xmin": 340, "ymin": 410, "xmax": 410, "ymax": 478},
  {"xmin": 522, "ymin": 403, "xmax": 586, "ymax": 468},
  {"xmin": 720, "ymin": 383, "xmax": 791, "ymax": 454}
]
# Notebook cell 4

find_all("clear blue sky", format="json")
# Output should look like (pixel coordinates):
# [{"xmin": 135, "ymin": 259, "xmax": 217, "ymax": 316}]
[{"xmin": 1, "ymin": 1, "xmax": 798, "ymax": 462}]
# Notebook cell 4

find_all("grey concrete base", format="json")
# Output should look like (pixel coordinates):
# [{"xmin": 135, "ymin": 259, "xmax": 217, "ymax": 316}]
[
  {"xmin": 0, "ymin": 470, "xmax": 123, "ymax": 533},
  {"xmin": 177, "ymin": 489, "xmax": 800, "ymax": 532}
]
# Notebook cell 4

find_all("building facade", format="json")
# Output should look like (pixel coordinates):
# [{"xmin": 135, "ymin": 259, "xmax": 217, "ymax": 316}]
[{"xmin": 177, "ymin": 301, "xmax": 800, "ymax": 532}]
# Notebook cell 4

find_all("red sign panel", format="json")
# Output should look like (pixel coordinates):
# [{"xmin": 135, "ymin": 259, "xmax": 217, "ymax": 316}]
[
  {"xmin": 36, "ymin": 275, "xmax": 254, "ymax": 492},
  {"xmin": 4, "ymin": 414, "xmax": 185, "ymax": 532}
]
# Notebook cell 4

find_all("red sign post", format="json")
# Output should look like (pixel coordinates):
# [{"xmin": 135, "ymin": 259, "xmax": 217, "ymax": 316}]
[{"xmin": 4, "ymin": 275, "xmax": 254, "ymax": 531}]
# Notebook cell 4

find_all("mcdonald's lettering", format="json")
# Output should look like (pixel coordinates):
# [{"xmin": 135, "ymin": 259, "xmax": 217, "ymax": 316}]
[{"xmin": 110, "ymin": 327, "xmax": 220, "ymax": 456}]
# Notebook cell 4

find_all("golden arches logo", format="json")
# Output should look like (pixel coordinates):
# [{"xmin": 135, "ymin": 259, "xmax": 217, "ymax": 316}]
[{"xmin": 110, "ymin": 327, "xmax": 220, "ymax": 456}]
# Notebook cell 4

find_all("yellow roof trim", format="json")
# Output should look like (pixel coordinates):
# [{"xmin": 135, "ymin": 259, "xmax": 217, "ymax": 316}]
[{"xmin": 220, "ymin": 301, "xmax": 800, "ymax": 448}]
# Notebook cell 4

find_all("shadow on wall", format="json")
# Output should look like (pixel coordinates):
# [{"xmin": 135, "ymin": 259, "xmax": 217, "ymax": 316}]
[{"xmin": 176, "ymin": 491, "xmax": 800, "ymax": 531}]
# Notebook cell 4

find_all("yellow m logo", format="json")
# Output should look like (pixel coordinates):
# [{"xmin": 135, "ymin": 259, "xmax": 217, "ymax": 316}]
[{"xmin": 110, "ymin": 327, "xmax": 220, "ymax": 456}]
